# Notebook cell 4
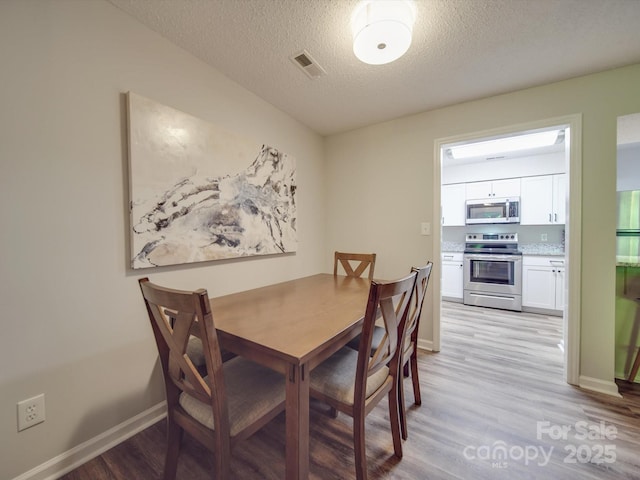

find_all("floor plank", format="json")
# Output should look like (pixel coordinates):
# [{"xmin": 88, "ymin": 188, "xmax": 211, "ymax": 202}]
[{"xmin": 59, "ymin": 302, "xmax": 640, "ymax": 479}]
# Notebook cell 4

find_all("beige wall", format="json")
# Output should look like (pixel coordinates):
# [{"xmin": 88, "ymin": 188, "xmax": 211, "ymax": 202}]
[
  {"xmin": 325, "ymin": 64, "xmax": 640, "ymax": 388},
  {"xmin": 0, "ymin": 1, "xmax": 326, "ymax": 478}
]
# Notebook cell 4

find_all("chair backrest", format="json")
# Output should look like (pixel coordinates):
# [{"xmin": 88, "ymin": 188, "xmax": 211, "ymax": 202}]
[
  {"xmin": 354, "ymin": 271, "xmax": 417, "ymax": 403},
  {"xmin": 138, "ymin": 278, "xmax": 231, "ymax": 438},
  {"xmin": 334, "ymin": 251, "xmax": 377, "ymax": 281},
  {"xmin": 404, "ymin": 262, "xmax": 433, "ymax": 350}
]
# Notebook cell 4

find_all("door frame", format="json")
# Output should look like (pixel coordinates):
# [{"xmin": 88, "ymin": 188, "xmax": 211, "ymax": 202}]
[{"xmin": 431, "ymin": 114, "xmax": 582, "ymax": 385}]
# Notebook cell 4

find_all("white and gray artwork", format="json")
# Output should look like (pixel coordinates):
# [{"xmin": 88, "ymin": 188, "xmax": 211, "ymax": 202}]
[{"xmin": 127, "ymin": 93, "xmax": 297, "ymax": 269}]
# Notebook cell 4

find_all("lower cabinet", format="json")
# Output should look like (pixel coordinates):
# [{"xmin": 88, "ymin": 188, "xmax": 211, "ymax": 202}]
[
  {"xmin": 442, "ymin": 252, "xmax": 464, "ymax": 301},
  {"xmin": 522, "ymin": 255, "xmax": 565, "ymax": 315}
]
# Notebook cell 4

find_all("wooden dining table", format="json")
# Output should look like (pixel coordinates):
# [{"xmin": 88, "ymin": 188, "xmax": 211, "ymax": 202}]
[{"xmin": 210, "ymin": 273, "xmax": 371, "ymax": 480}]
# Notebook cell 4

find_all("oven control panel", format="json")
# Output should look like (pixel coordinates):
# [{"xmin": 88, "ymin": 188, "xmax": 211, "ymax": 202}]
[{"xmin": 466, "ymin": 233, "xmax": 518, "ymax": 243}]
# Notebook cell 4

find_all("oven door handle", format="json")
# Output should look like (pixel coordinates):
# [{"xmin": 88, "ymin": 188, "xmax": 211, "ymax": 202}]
[{"xmin": 464, "ymin": 254, "xmax": 522, "ymax": 262}]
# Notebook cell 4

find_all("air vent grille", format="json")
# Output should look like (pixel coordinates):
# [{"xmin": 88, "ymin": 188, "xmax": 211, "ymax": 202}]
[{"xmin": 290, "ymin": 50, "xmax": 326, "ymax": 79}]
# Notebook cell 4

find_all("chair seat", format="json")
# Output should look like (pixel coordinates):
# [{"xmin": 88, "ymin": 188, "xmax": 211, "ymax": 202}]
[
  {"xmin": 346, "ymin": 325, "xmax": 385, "ymax": 353},
  {"xmin": 310, "ymin": 347, "xmax": 389, "ymax": 405},
  {"xmin": 179, "ymin": 356, "xmax": 286, "ymax": 436},
  {"xmin": 186, "ymin": 335, "xmax": 205, "ymax": 366}
]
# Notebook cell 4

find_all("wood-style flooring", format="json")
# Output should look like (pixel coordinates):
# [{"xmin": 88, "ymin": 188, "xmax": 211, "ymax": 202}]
[{"xmin": 60, "ymin": 302, "xmax": 640, "ymax": 480}]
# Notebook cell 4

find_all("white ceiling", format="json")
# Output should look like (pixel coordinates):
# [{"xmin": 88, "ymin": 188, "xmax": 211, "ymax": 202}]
[{"xmin": 108, "ymin": 0, "xmax": 640, "ymax": 136}]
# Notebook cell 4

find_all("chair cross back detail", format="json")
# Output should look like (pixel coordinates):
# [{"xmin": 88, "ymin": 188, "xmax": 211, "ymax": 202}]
[
  {"xmin": 334, "ymin": 251, "xmax": 377, "ymax": 281},
  {"xmin": 405, "ymin": 262, "xmax": 433, "ymax": 353},
  {"xmin": 363, "ymin": 273, "xmax": 415, "ymax": 384},
  {"xmin": 140, "ymin": 281, "xmax": 222, "ymax": 407}
]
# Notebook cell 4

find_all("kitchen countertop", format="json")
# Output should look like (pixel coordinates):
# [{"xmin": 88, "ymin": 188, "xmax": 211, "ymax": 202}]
[
  {"xmin": 519, "ymin": 243, "xmax": 565, "ymax": 256},
  {"xmin": 442, "ymin": 242, "xmax": 565, "ymax": 256},
  {"xmin": 617, "ymin": 257, "xmax": 640, "ymax": 268}
]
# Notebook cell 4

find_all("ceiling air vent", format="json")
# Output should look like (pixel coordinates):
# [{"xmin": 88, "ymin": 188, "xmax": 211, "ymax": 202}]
[{"xmin": 290, "ymin": 50, "xmax": 326, "ymax": 79}]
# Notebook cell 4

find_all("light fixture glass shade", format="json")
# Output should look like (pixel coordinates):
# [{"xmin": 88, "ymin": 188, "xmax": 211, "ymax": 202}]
[
  {"xmin": 351, "ymin": 0, "xmax": 416, "ymax": 65},
  {"xmin": 449, "ymin": 130, "xmax": 561, "ymax": 159}
]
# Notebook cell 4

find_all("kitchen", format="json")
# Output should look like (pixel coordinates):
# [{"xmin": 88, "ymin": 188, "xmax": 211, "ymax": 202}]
[
  {"xmin": 440, "ymin": 126, "xmax": 568, "ymax": 318},
  {"xmin": 440, "ymin": 118, "xmax": 640, "ymax": 385}
]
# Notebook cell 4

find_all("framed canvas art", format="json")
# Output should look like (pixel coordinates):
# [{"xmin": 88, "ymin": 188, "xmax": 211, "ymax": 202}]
[{"xmin": 127, "ymin": 92, "xmax": 297, "ymax": 269}]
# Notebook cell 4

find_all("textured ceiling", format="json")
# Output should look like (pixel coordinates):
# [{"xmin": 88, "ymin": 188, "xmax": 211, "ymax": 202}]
[{"xmin": 108, "ymin": 0, "xmax": 640, "ymax": 136}]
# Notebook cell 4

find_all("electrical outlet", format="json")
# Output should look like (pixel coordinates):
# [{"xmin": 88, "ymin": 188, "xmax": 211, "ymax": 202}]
[
  {"xmin": 541, "ymin": 233, "xmax": 548, "ymax": 241},
  {"xmin": 17, "ymin": 394, "xmax": 45, "ymax": 431}
]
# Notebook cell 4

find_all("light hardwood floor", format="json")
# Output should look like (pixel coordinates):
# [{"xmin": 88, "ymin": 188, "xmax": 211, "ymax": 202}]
[{"xmin": 60, "ymin": 302, "xmax": 640, "ymax": 480}]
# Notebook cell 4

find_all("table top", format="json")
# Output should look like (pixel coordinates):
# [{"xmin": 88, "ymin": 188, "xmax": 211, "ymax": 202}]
[{"xmin": 210, "ymin": 274, "xmax": 371, "ymax": 367}]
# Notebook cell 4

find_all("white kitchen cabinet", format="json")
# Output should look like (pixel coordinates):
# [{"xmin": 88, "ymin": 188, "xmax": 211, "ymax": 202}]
[
  {"xmin": 442, "ymin": 252, "xmax": 464, "ymax": 301},
  {"xmin": 520, "ymin": 174, "xmax": 566, "ymax": 225},
  {"xmin": 442, "ymin": 183, "xmax": 466, "ymax": 226},
  {"xmin": 522, "ymin": 256, "xmax": 565, "ymax": 314},
  {"xmin": 465, "ymin": 178, "xmax": 520, "ymax": 200}
]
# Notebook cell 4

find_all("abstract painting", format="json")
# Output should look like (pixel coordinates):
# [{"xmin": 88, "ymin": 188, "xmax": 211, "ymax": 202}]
[{"xmin": 127, "ymin": 92, "xmax": 297, "ymax": 269}]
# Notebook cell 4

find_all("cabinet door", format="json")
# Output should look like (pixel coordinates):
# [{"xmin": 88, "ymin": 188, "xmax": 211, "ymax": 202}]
[
  {"xmin": 442, "ymin": 184, "xmax": 466, "ymax": 226},
  {"xmin": 552, "ymin": 174, "xmax": 566, "ymax": 224},
  {"xmin": 492, "ymin": 178, "xmax": 521, "ymax": 198},
  {"xmin": 465, "ymin": 181, "xmax": 492, "ymax": 200},
  {"xmin": 554, "ymin": 268, "xmax": 565, "ymax": 311},
  {"xmin": 442, "ymin": 258, "xmax": 464, "ymax": 300},
  {"xmin": 520, "ymin": 176, "xmax": 553, "ymax": 225},
  {"xmin": 522, "ymin": 265, "xmax": 556, "ymax": 309}
]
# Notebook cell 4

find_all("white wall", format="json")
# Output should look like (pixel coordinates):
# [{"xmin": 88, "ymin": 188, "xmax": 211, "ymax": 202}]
[
  {"xmin": 325, "ymin": 63, "xmax": 640, "ymax": 392},
  {"xmin": 0, "ymin": 2, "xmax": 326, "ymax": 478}
]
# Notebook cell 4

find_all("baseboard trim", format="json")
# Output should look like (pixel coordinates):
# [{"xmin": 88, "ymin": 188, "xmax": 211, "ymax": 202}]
[
  {"xmin": 12, "ymin": 402, "xmax": 167, "ymax": 480},
  {"xmin": 579, "ymin": 376, "xmax": 622, "ymax": 397},
  {"xmin": 417, "ymin": 338, "xmax": 435, "ymax": 352}
]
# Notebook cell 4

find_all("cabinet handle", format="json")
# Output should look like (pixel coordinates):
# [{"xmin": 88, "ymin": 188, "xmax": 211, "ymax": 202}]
[
  {"xmin": 548, "ymin": 213, "xmax": 552, "ymax": 222},
  {"xmin": 554, "ymin": 213, "xmax": 558, "ymax": 222}
]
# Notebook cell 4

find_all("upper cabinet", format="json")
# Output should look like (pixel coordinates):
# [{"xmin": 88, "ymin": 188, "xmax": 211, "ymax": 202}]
[
  {"xmin": 442, "ymin": 183, "xmax": 466, "ymax": 226},
  {"xmin": 520, "ymin": 174, "xmax": 566, "ymax": 225},
  {"xmin": 465, "ymin": 178, "xmax": 521, "ymax": 200}
]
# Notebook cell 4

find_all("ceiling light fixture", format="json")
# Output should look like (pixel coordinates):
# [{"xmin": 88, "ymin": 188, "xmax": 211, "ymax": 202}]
[
  {"xmin": 449, "ymin": 130, "xmax": 561, "ymax": 160},
  {"xmin": 351, "ymin": 0, "xmax": 416, "ymax": 65}
]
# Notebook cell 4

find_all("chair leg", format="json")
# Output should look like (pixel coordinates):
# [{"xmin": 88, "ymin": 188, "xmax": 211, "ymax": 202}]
[
  {"xmin": 398, "ymin": 374, "xmax": 408, "ymax": 440},
  {"xmin": 388, "ymin": 384, "xmax": 403, "ymax": 459},
  {"xmin": 163, "ymin": 419, "xmax": 183, "ymax": 480},
  {"xmin": 353, "ymin": 414, "xmax": 368, "ymax": 480},
  {"xmin": 410, "ymin": 353, "xmax": 421, "ymax": 406}
]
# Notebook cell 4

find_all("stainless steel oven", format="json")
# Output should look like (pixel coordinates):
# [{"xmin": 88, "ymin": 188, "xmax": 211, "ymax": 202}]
[{"xmin": 463, "ymin": 233, "xmax": 522, "ymax": 311}]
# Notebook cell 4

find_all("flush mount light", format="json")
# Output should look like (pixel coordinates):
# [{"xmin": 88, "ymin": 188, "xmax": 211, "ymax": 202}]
[
  {"xmin": 351, "ymin": 0, "xmax": 416, "ymax": 65},
  {"xmin": 449, "ymin": 130, "xmax": 561, "ymax": 160}
]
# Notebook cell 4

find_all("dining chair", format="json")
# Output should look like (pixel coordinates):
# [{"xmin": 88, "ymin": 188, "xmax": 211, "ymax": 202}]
[
  {"xmin": 398, "ymin": 262, "xmax": 433, "ymax": 440},
  {"xmin": 334, "ymin": 251, "xmax": 377, "ymax": 281},
  {"xmin": 309, "ymin": 271, "xmax": 417, "ymax": 480},
  {"xmin": 345, "ymin": 262, "xmax": 433, "ymax": 440},
  {"xmin": 138, "ymin": 278, "xmax": 286, "ymax": 480}
]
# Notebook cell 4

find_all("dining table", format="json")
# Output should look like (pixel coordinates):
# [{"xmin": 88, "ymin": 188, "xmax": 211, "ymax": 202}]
[{"xmin": 210, "ymin": 273, "xmax": 372, "ymax": 480}]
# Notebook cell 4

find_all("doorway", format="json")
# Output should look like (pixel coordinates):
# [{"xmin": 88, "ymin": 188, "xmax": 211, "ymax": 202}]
[{"xmin": 432, "ymin": 115, "xmax": 582, "ymax": 385}]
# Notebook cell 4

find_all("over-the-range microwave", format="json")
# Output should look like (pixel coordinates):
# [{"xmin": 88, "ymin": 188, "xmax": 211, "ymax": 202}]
[{"xmin": 465, "ymin": 197, "xmax": 520, "ymax": 224}]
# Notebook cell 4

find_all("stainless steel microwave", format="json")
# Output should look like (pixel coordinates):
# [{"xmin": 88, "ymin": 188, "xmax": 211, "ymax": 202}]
[{"xmin": 465, "ymin": 197, "xmax": 520, "ymax": 224}]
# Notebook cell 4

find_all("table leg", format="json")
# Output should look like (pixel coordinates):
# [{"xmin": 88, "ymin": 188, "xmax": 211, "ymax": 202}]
[{"xmin": 285, "ymin": 363, "xmax": 309, "ymax": 480}]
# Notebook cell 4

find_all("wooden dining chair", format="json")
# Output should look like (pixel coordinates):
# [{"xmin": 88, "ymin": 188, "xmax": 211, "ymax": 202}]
[
  {"xmin": 309, "ymin": 271, "xmax": 417, "ymax": 480},
  {"xmin": 138, "ymin": 278, "xmax": 286, "ymax": 480},
  {"xmin": 334, "ymin": 251, "xmax": 377, "ymax": 281},
  {"xmin": 398, "ymin": 262, "xmax": 433, "ymax": 440},
  {"xmin": 345, "ymin": 262, "xmax": 433, "ymax": 440}
]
